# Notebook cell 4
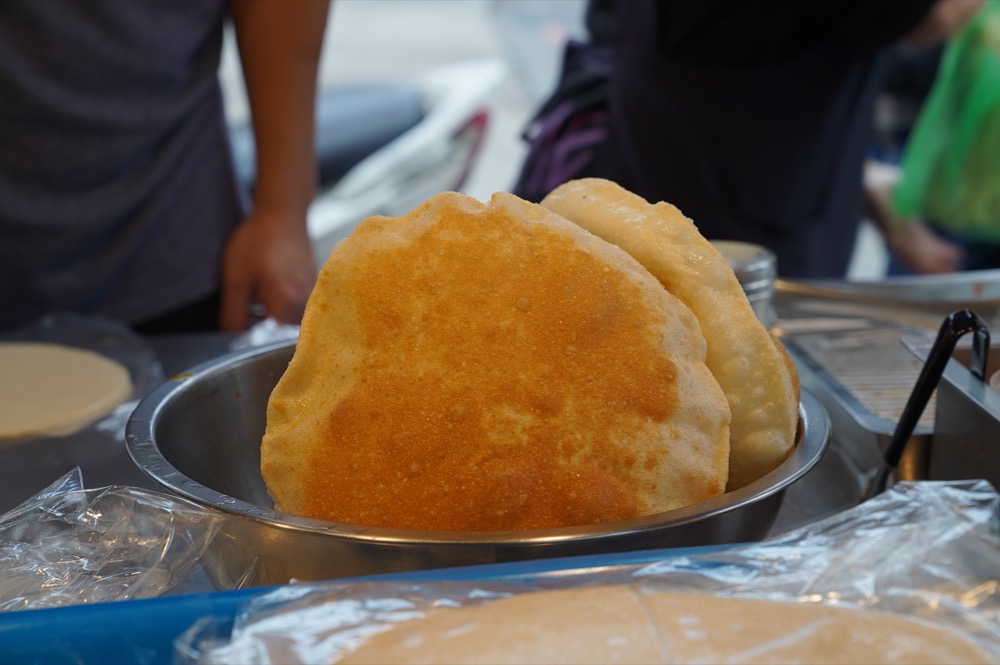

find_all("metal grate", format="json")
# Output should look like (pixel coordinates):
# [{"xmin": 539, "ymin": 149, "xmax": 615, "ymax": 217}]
[{"xmin": 785, "ymin": 324, "xmax": 935, "ymax": 429}]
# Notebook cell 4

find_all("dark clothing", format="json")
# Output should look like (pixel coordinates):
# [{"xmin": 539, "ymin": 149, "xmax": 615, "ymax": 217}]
[
  {"xmin": 517, "ymin": 0, "xmax": 937, "ymax": 278},
  {"xmin": 131, "ymin": 292, "xmax": 222, "ymax": 335},
  {"xmin": 0, "ymin": 0, "xmax": 246, "ymax": 331}
]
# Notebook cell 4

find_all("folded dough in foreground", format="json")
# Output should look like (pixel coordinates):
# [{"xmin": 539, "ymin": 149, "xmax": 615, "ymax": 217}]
[{"xmin": 261, "ymin": 191, "xmax": 730, "ymax": 530}]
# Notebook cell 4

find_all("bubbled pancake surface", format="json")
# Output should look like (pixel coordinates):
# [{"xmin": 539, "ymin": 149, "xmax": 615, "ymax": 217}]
[
  {"xmin": 542, "ymin": 179, "xmax": 800, "ymax": 490},
  {"xmin": 260, "ymin": 191, "xmax": 730, "ymax": 531}
]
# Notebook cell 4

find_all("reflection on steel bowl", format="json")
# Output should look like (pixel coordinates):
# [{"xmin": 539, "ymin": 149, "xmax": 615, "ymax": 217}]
[{"xmin": 126, "ymin": 342, "xmax": 830, "ymax": 589}]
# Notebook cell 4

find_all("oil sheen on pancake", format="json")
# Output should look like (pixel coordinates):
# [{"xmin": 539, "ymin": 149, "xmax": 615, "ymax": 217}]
[{"xmin": 260, "ymin": 191, "xmax": 730, "ymax": 531}]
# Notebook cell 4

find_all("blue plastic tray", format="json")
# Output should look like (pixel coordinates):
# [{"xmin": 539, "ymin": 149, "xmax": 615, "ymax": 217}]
[{"xmin": 0, "ymin": 546, "xmax": 724, "ymax": 665}]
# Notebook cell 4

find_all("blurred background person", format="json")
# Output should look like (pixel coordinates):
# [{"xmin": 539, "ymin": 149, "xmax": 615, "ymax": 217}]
[
  {"xmin": 514, "ymin": 0, "xmax": 982, "ymax": 278},
  {"xmin": 0, "ymin": 0, "xmax": 329, "ymax": 334},
  {"xmin": 866, "ymin": 0, "xmax": 1000, "ymax": 275}
]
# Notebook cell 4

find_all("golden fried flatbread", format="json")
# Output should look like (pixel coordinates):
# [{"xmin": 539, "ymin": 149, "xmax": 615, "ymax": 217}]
[
  {"xmin": 261, "ymin": 191, "xmax": 730, "ymax": 530},
  {"xmin": 541, "ymin": 179, "xmax": 799, "ymax": 489},
  {"xmin": 336, "ymin": 586, "xmax": 993, "ymax": 664}
]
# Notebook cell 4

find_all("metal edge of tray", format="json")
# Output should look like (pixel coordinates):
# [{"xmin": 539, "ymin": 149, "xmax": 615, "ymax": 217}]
[
  {"xmin": 781, "ymin": 337, "xmax": 928, "ymax": 439},
  {"xmin": 781, "ymin": 336, "xmax": 932, "ymax": 483},
  {"xmin": 776, "ymin": 270, "xmax": 1000, "ymax": 311}
]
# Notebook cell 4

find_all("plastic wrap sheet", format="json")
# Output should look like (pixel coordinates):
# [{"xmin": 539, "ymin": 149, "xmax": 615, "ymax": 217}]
[
  {"xmin": 184, "ymin": 480, "xmax": 1000, "ymax": 664},
  {"xmin": 230, "ymin": 317, "xmax": 299, "ymax": 351},
  {"xmin": 0, "ymin": 469, "xmax": 224, "ymax": 612}
]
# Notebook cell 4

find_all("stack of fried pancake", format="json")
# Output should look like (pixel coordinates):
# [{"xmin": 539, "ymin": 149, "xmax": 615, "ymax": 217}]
[{"xmin": 260, "ymin": 179, "xmax": 799, "ymax": 531}]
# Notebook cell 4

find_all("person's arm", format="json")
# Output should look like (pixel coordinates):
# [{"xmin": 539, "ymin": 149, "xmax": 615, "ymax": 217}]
[
  {"xmin": 863, "ymin": 163, "xmax": 963, "ymax": 274},
  {"xmin": 221, "ymin": 0, "xmax": 331, "ymax": 331},
  {"xmin": 903, "ymin": 0, "xmax": 985, "ymax": 46}
]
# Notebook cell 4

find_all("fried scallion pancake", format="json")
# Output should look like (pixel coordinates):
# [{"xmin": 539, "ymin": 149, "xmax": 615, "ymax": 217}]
[
  {"xmin": 541, "ymin": 178, "xmax": 799, "ymax": 489},
  {"xmin": 260, "ymin": 191, "xmax": 731, "ymax": 530}
]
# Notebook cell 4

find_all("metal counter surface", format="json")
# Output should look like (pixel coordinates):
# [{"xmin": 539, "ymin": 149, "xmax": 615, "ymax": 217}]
[
  {"xmin": 0, "ymin": 330, "xmax": 861, "ymax": 533},
  {"xmin": 0, "ymin": 333, "xmax": 236, "ymax": 514}
]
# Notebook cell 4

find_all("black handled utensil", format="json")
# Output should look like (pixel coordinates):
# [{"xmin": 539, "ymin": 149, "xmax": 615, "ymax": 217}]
[{"xmin": 867, "ymin": 309, "xmax": 990, "ymax": 498}]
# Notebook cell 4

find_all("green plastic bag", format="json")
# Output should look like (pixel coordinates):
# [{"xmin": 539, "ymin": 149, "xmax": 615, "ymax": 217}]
[{"xmin": 893, "ymin": 1, "xmax": 1000, "ymax": 241}]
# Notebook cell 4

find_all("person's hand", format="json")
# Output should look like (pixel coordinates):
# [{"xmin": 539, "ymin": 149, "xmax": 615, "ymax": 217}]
[
  {"xmin": 884, "ymin": 219, "xmax": 964, "ymax": 275},
  {"xmin": 224, "ymin": 0, "xmax": 328, "ymax": 331},
  {"xmin": 219, "ymin": 208, "xmax": 317, "ymax": 331},
  {"xmin": 863, "ymin": 172, "xmax": 964, "ymax": 275}
]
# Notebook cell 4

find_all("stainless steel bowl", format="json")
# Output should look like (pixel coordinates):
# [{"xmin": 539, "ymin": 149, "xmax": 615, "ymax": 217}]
[{"xmin": 126, "ymin": 341, "xmax": 830, "ymax": 588}]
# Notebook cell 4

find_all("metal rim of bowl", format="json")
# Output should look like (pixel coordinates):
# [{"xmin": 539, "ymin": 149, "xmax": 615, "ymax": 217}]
[{"xmin": 126, "ymin": 341, "xmax": 831, "ymax": 546}]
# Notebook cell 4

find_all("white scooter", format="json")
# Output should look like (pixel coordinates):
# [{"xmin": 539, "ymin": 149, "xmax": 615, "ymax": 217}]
[{"xmin": 229, "ymin": 58, "xmax": 506, "ymax": 264}]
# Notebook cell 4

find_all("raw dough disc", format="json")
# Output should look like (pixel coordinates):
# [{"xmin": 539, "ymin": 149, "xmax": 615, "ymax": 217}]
[
  {"xmin": 0, "ymin": 342, "xmax": 133, "ymax": 441},
  {"xmin": 336, "ymin": 585, "xmax": 994, "ymax": 664}
]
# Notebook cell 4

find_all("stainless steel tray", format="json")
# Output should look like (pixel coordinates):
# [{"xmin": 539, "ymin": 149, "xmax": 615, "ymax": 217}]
[
  {"xmin": 126, "ymin": 342, "xmax": 830, "ymax": 588},
  {"xmin": 774, "ymin": 270, "xmax": 1000, "ymax": 485},
  {"xmin": 903, "ymin": 335, "xmax": 1000, "ymax": 489}
]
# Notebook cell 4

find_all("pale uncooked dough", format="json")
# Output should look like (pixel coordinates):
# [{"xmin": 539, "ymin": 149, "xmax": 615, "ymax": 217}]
[
  {"xmin": 337, "ymin": 585, "xmax": 993, "ymax": 664},
  {"xmin": 0, "ymin": 343, "xmax": 133, "ymax": 441}
]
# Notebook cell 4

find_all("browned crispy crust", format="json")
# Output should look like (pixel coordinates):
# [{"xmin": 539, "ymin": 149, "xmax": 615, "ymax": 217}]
[
  {"xmin": 261, "ymin": 191, "xmax": 730, "ymax": 530},
  {"xmin": 773, "ymin": 335, "xmax": 801, "ymax": 411}
]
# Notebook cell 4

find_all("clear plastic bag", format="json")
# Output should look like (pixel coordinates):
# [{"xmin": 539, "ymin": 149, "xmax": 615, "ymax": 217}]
[
  {"xmin": 0, "ymin": 469, "xmax": 224, "ymax": 612},
  {"xmin": 184, "ymin": 480, "xmax": 1000, "ymax": 664},
  {"xmin": 229, "ymin": 317, "xmax": 300, "ymax": 351}
]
